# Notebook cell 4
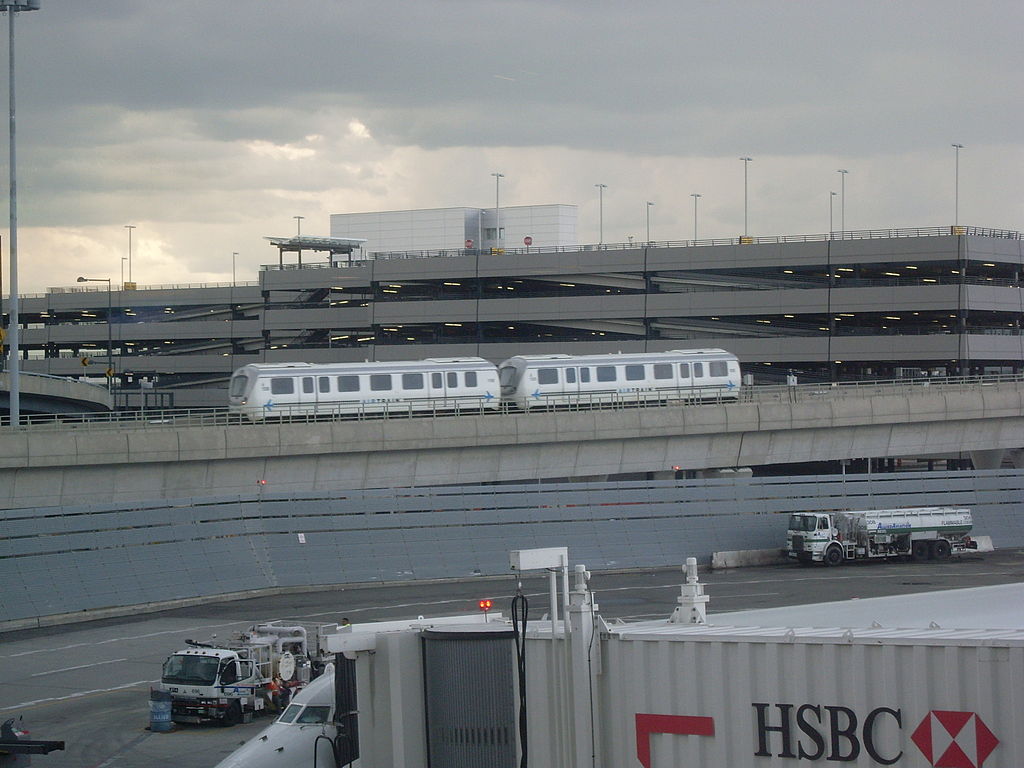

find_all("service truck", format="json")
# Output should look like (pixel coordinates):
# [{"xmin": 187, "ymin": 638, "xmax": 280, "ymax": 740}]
[
  {"xmin": 785, "ymin": 506, "xmax": 976, "ymax": 566},
  {"xmin": 160, "ymin": 621, "xmax": 338, "ymax": 726}
]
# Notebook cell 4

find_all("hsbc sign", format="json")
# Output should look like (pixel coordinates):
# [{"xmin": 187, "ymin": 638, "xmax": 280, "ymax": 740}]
[{"xmin": 636, "ymin": 704, "xmax": 1000, "ymax": 768}]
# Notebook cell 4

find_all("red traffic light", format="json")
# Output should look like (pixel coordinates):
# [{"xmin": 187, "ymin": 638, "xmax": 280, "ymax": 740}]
[{"xmin": 477, "ymin": 599, "xmax": 493, "ymax": 612}]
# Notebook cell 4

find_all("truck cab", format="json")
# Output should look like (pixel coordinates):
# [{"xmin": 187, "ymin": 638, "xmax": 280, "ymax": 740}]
[
  {"xmin": 160, "ymin": 648, "xmax": 261, "ymax": 725},
  {"xmin": 786, "ymin": 513, "xmax": 836, "ymax": 565}
]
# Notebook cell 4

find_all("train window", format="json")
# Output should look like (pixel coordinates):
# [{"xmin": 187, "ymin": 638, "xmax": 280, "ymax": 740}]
[
  {"xmin": 271, "ymin": 377, "xmax": 295, "ymax": 395},
  {"xmin": 465, "ymin": 371, "xmax": 478, "ymax": 387},
  {"xmin": 432, "ymin": 372, "xmax": 443, "ymax": 388},
  {"xmin": 229, "ymin": 374, "xmax": 249, "ymax": 397},
  {"xmin": 499, "ymin": 367, "xmax": 516, "ymax": 387},
  {"xmin": 679, "ymin": 363, "xmax": 690, "ymax": 379},
  {"xmin": 596, "ymin": 366, "xmax": 616, "ymax": 382},
  {"xmin": 625, "ymin": 365, "xmax": 645, "ymax": 381},
  {"xmin": 318, "ymin": 376, "xmax": 331, "ymax": 393},
  {"xmin": 402, "ymin": 373, "xmax": 424, "ymax": 390},
  {"xmin": 653, "ymin": 364, "xmax": 673, "ymax": 380},
  {"xmin": 302, "ymin": 377, "xmax": 314, "ymax": 394},
  {"xmin": 447, "ymin": 372, "xmax": 458, "ymax": 388},
  {"xmin": 693, "ymin": 363, "xmax": 704, "ymax": 378},
  {"xmin": 337, "ymin": 375, "xmax": 359, "ymax": 392},
  {"xmin": 709, "ymin": 361, "xmax": 727, "ymax": 377},
  {"xmin": 370, "ymin": 374, "xmax": 392, "ymax": 391},
  {"xmin": 579, "ymin": 367, "xmax": 591, "ymax": 383},
  {"xmin": 565, "ymin": 368, "xmax": 577, "ymax": 384},
  {"xmin": 538, "ymin": 368, "xmax": 559, "ymax": 384}
]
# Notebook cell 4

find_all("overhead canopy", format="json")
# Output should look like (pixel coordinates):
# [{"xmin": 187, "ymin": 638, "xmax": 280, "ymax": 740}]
[{"xmin": 265, "ymin": 236, "xmax": 367, "ymax": 254}]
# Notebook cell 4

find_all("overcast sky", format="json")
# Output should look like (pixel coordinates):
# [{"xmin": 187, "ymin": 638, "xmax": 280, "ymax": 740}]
[{"xmin": 2, "ymin": 0, "xmax": 1022, "ymax": 292}]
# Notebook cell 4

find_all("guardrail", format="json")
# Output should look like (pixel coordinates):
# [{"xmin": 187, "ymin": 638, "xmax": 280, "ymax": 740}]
[{"xmin": 3, "ymin": 373, "xmax": 1021, "ymax": 432}]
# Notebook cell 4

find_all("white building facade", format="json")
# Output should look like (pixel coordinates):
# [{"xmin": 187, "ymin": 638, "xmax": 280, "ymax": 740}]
[{"xmin": 330, "ymin": 204, "xmax": 577, "ymax": 254}]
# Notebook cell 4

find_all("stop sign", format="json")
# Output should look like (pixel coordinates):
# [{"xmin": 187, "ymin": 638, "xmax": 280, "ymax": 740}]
[
  {"xmin": 465, "ymin": 239, "xmax": 473, "ymax": 248},
  {"xmin": 524, "ymin": 236, "xmax": 533, "ymax": 246}
]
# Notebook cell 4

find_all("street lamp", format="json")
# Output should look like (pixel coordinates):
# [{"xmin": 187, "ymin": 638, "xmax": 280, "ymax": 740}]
[
  {"xmin": 77, "ymin": 276, "xmax": 112, "ymax": 392},
  {"xmin": 646, "ymin": 201, "xmax": 654, "ymax": 244},
  {"xmin": 837, "ymin": 169, "xmax": 849, "ymax": 234},
  {"xmin": 595, "ymin": 183, "xmax": 607, "ymax": 245},
  {"xmin": 491, "ymin": 172, "xmax": 504, "ymax": 251},
  {"xmin": 739, "ymin": 157, "xmax": 753, "ymax": 236},
  {"xmin": 829, "ymin": 191, "xmax": 837, "ymax": 237},
  {"xmin": 3, "ymin": 0, "xmax": 41, "ymax": 425},
  {"xmin": 124, "ymin": 224, "xmax": 136, "ymax": 283},
  {"xmin": 952, "ymin": 143, "xmax": 964, "ymax": 225},
  {"xmin": 690, "ymin": 193, "xmax": 702, "ymax": 241}
]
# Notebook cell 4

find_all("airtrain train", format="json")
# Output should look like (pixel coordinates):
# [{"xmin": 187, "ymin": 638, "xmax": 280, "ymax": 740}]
[{"xmin": 228, "ymin": 349, "xmax": 741, "ymax": 421}]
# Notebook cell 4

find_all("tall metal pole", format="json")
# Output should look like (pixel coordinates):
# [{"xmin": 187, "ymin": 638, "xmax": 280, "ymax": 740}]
[
  {"xmin": 645, "ymin": 201, "xmax": 653, "ymax": 244},
  {"xmin": 491, "ymin": 172, "xmax": 503, "ymax": 251},
  {"xmin": 829, "ymin": 191, "xmax": 837, "ymax": 237},
  {"xmin": 690, "ymin": 193, "xmax": 701, "ymax": 241},
  {"xmin": 124, "ymin": 224, "xmax": 135, "ymax": 283},
  {"xmin": 837, "ymin": 169, "xmax": 848, "ymax": 234},
  {"xmin": 739, "ymin": 157, "xmax": 752, "ymax": 236},
  {"xmin": 595, "ymin": 183, "xmax": 607, "ymax": 245},
  {"xmin": 952, "ymin": 143, "xmax": 964, "ymax": 225},
  {"xmin": 5, "ymin": 2, "xmax": 41, "ymax": 425},
  {"xmin": 232, "ymin": 251, "xmax": 238, "ymax": 286}
]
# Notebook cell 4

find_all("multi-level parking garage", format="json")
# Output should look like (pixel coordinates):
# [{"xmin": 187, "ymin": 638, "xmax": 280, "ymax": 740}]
[{"xmin": 4, "ymin": 225, "xmax": 1022, "ymax": 409}]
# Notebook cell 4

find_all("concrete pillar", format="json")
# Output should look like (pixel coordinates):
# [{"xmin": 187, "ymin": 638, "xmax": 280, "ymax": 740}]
[
  {"xmin": 969, "ymin": 449, "xmax": 1005, "ymax": 470},
  {"xmin": 1007, "ymin": 449, "xmax": 1024, "ymax": 469}
]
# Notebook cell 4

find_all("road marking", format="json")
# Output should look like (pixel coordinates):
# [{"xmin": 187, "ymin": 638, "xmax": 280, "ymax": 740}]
[
  {"xmin": 4, "ymin": 620, "xmax": 258, "ymax": 658},
  {"xmin": 31, "ymin": 657, "xmax": 129, "ymax": 677},
  {"xmin": 0, "ymin": 679, "xmax": 157, "ymax": 712}
]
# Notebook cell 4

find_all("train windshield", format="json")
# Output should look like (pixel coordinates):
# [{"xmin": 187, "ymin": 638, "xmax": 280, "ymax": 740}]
[
  {"xmin": 499, "ymin": 366, "xmax": 518, "ymax": 388},
  {"xmin": 229, "ymin": 373, "xmax": 250, "ymax": 398},
  {"xmin": 788, "ymin": 514, "xmax": 818, "ymax": 532}
]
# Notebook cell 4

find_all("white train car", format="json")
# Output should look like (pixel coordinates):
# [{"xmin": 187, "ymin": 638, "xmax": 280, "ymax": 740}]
[
  {"xmin": 498, "ymin": 348, "xmax": 741, "ymax": 410},
  {"xmin": 228, "ymin": 357, "xmax": 500, "ymax": 421}
]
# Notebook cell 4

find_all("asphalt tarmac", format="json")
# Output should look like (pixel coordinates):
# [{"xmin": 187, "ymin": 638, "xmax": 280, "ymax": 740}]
[{"xmin": 2, "ymin": 548, "xmax": 1022, "ymax": 768}]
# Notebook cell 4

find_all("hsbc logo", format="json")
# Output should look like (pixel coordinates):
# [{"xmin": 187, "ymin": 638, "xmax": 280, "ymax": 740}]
[
  {"xmin": 635, "ymin": 705, "xmax": 1000, "ymax": 768},
  {"xmin": 911, "ymin": 710, "xmax": 999, "ymax": 768}
]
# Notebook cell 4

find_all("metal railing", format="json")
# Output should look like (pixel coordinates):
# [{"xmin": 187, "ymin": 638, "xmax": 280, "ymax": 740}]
[
  {"xmin": 259, "ymin": 225, "xmax": 1022, "ymax": 269},
  {"xmin": 3, "ymin": 373, "xmax": 1022, "ymax": 432}
]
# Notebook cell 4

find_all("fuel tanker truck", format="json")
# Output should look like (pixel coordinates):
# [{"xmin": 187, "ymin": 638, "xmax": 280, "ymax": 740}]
[{"xmin": 785, "ymin": 506, "xmax": 976, "ymax": 566}]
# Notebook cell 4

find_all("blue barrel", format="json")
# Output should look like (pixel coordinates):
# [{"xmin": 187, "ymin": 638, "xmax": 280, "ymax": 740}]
[{"xmin": 149, "ymin": 688, "xmax": 173, "ymax": 732}]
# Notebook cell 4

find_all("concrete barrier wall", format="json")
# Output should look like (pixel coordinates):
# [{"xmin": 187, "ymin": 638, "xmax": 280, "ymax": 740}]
[{"xmin": 2, "ymin": 469, "xmax": 1023, "ymax": 627}]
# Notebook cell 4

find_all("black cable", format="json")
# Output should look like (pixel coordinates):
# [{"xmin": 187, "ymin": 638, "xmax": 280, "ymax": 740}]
[{"xmin": 511, "ymin": 578, "xmax": 529, "ymax": 768}]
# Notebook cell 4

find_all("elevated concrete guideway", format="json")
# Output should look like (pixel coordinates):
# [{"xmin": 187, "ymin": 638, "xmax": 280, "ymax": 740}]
[
  {"xmin": 0, "ymin": 377, "xmax": 1023, "ymax": 509},
  {"xmin": 0, "ymin": 371, "xmax": 112, "ymax": 416}
]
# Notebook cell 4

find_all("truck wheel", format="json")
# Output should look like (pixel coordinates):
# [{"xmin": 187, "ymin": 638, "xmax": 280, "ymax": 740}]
[
  {"xmin": 911, "ymin": 540, "xmax": 931, "ymax": 561},
  {"xmin": 221, "ymin": 701, "xmax": 242, "ymax": 727},
  {"xmin": 932, "ymin": 539, "xmax": 951, "ymax": 560},
  {"xmin": 823, "ymin": 546, "xmax": 843, "ymax": 567}
]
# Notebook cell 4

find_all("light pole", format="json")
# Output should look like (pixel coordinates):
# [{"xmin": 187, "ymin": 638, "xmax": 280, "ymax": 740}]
[
  {"xmin": 690, "ymin": 193, "xmax": 702, "ymax": 241},
  {"xmin": 646, "ymin": 201, "xmax": 654, "ymax": 244},
  {"xmin": 491, "ymin": 172, "xmax": 504, "ymax": 251},
  {"xmin": 124, "ymin": 224, "xmax": 135, "ymax": 283},
  {"xmin": 829, "ymin": 191, "xmax": 837, "ymax": 237},
  {"xmin": 952, "ymin": 143, "xmax": 964, "ymax": 225},
  {"xmin": 77, "ymin": 276, "xmax": 112, "ymax": 392},
  {"xmin": 595, "ymin": 183, "xmax": 607, "ymax": 245},
  {"xmin": 739, "ymin": 157, "xmax": 753, "ymax": 236},
  {"xmin": 232, "ymin": 251, "xmax": 238, "ymax": 286},
  {"xmin": 837, "ymin": 169, "xmax": 849, "ymax": 234},
  {"xmin": 3, "ymin": 0, "xmax": 41, "ymax": 425}
]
